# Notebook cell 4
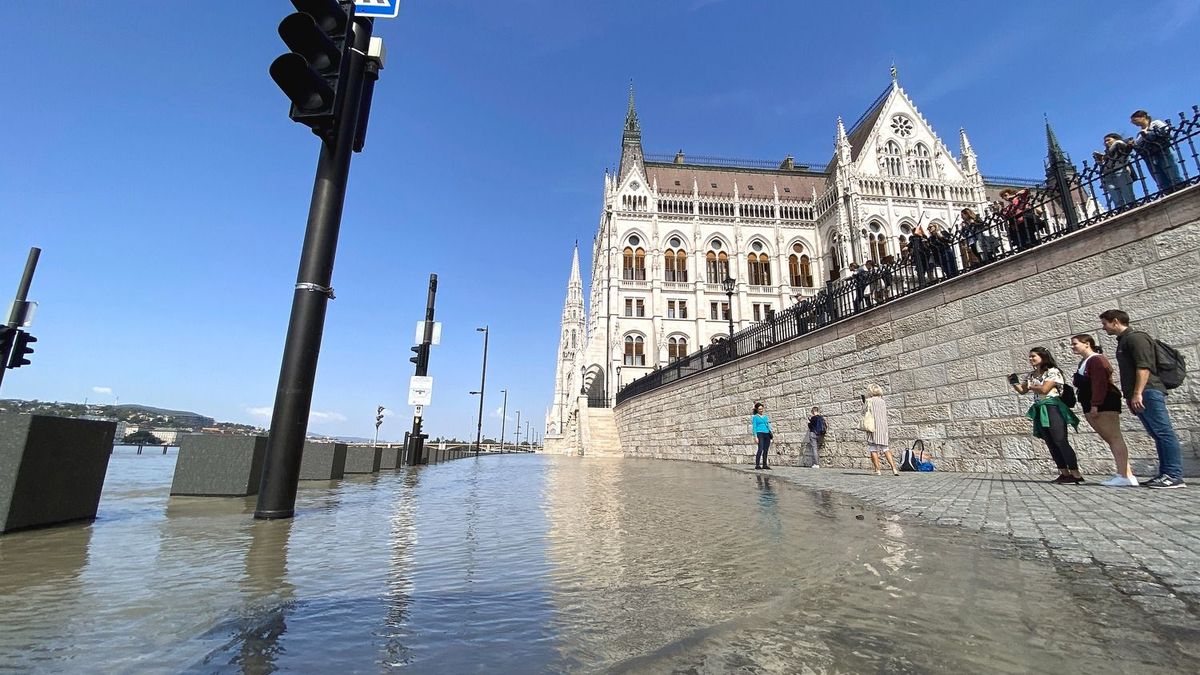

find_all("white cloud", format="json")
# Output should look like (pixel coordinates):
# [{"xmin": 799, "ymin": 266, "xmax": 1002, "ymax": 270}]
[
  {"xmin": 245, "ymin": 406, "xmax": 273, "ymax": 418},
  {"xmin": 489, "ymin": 405, "xmax": 508, "ymax": 419},
  {"xmin": 309, "ymin": 411, "xmax": 347, "ymax": 424},
  {"xmin": 92, "ymin": 386, "xmax": 113, "ymax": 395}
]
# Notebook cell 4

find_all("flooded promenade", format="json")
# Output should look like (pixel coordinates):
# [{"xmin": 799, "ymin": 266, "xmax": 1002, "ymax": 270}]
[{"xmin": 1, "ymin": 451, "xmax": 1196, "ymax": 673}]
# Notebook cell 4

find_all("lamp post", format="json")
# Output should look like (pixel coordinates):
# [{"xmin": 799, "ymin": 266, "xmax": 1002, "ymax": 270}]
[
  {"xmin": 514, "ymin": 410, "xmax": 521, "ymax": 450},
  {"xmin": 499, "ymin": 388, "xmax": 507, "ymax": 452},
  {"xmin": 722, "ymin": 275, "xmax": 736, "ymax": 360},
  {"xmin": 473, "ymin": 326, "xmax": 489, "ymax": 456}
]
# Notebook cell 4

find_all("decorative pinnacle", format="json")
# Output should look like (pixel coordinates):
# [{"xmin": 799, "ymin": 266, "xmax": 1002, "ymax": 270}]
[{"xmin": 624, "ymin": 80, "xmax": 640, "ymax": 134}]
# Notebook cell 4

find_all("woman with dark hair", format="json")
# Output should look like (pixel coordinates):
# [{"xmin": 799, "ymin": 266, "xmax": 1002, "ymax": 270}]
[
  {"xmin": 1071, "ymin": 334, "xmax": 1136, "ymax": 486},
  {"xmin": 961, "ymin": 207, "xmax": 1000, "ymax": 267},
  {"xmin": 926, "ymin": 222, "xmax": 958, "ymax": 278},
  {"xmin": 1010, "ymin": 347, "xmax": 1082, "ymax": 483},
  {"xmin": 750, "ymin": 402, "xmax": 773, "ymax": 470},
  {"xmin": 999, "ymin": 188, "xmax": 1040, "ymax": 251}
]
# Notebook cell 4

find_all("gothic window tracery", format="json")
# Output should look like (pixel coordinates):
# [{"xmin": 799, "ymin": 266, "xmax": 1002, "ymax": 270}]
[
  {"xmin": 788, "ymin": 243, "xmax": 814, "ymax": 288},
  {"xmin": 882, "ymin": 140, "xmax": 903, "ymax": 177},
  {"xmin": 667, "ymin": 335, "xmax": 688, "ymax": 362},
  {"xmin": 913, "ymin": 143, "xmax": 933, "ymax": 178},
  {"xmin": 865, "ymin": 221, "xmax": 888, "ymax": 263},
  {"xmin": 747, "ymin": 250, "xmax": 771, "ymax": 286},
  {"xmin": 890, "ymin": 114, "xmax": 914, "ymax": 137},
  {"xmin": 623, "ymin": 334, "xmax": 645, "ymax": 366},
  {"xmin": 623, "ymin": 246, "xmax": 646, "ymax": 280},
  {"xmin": 664, "ymin": 241, "xmax": 688, "ymax": 282},
  {"xmin": 705, "ymin": 240, "xmax": 730, "ymax": 283}
]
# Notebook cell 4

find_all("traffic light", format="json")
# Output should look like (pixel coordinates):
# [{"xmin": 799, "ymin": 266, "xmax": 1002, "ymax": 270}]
[
  {"xmin": 7, "ymin": 330, "xmax": 36, "ymax": 369},
  {"xmin": 375, "ymin": 405, "xmax": 385, "ymax": 428},
  {"xmin": 409, "ymin": 344, "xmax": 428, "ymax": 372},
  {"xmin": 0, "ymin": 327, "xmax": 13, "ymax": 361},
  {"xmin": 269, "ymin": 0, "xmax": 356, "ymax": 135}
]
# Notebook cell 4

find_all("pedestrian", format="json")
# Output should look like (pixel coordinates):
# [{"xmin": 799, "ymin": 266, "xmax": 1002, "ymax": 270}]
[
  {"xmin": 927, "ymin": 222, "xmax": 959, "ymax": 278},
  {"xmin": 1009, "ymin": 347, "xmax": 1082, "ymax": 483},
  {"xmin": 751, "ymin": 402, "xmax": 773, "ymax": 470},
  {"xmin": 1070, "ymin": 334, "xmax": 1136, "ymax": 486},
  {"xmin": 961, "ymin": 207, "xmax": 1000, "ymax": 266},
  {"xmin": 999, "ymin": 188, "xmax": 1040, "ymax": 251},
  {"xmin": 850, "ymin": 261, "xmax": 872, "ymax": 311},
  {"xmin": 806, "ymin": 406, "xmax": 826, "ymax": 468},
  {"xmin": 1092, "ymin": 133, "xmax": 1137, "ymax": 209},
  {"xmin": 1130, "ymin": 110, "xmax": 1183, "ymax": 193},
  {"xmin": 1100, "ymin": 309, "xmax": 1186, "ymax": 488},
  {"xmin": 863, "ymin": 385, "xmax": 898, "ymax": 476},
  {"xmin": 908, "ymin": 225, "xmax": 934, "ymax": 287}
]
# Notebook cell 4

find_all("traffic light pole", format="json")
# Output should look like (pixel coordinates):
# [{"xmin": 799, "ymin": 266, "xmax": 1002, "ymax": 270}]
[
  {"xmin": 255, "ymin": 17, "xmax": 375, "ymax": 520},
  {"xmin": 0, "ymin": 247, "xmax": 41, "ymax": 390},
  {"xmin": 407, "ymin": 275, "xmax": 438, "ymax": 466}
]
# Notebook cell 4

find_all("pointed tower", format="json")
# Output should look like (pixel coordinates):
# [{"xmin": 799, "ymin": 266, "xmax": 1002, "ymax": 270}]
[
  {"xmin": 835, "ymin": 116, "xmax": 852, "ymax": 167},
  {"xmin": 1044, "ymin": 116, "xmax": 1078, "ymax": 184},
  {"xmin": 617, "ymin": 82, "xmax": 645, "ymax": 184},
  {"xmin": 548, "ymin": 244, "xmax": 586, "ymax": 436},
  {"xmin": 959, "ymin": 127, "xmax": 978, "ymax": 175}
]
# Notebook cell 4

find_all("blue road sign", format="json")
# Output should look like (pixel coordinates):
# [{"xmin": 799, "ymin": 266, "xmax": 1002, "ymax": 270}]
[{"xmin": 354, "ymin": 0, "xmax": 401, "ymax": 19}]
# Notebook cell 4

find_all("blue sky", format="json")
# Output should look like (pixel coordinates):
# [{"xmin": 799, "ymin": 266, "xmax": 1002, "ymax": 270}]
[{"xmin": 2, "ymin": 0, "xmax": 1197, "ymax": 441}]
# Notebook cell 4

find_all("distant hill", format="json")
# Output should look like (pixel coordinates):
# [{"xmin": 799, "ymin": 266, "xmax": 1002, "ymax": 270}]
[{"xmin": 1, "ymin": 399, "xmax": 217, "ymax": 429}]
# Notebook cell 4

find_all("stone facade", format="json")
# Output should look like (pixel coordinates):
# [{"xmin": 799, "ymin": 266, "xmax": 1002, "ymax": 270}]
[{"xmin": 614, "ymin": 187, "xmax": 1200, "ymax": 475}]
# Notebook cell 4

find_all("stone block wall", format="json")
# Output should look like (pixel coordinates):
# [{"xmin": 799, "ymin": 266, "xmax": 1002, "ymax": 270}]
[{"xmin": 614, "ymin": 187, "xmax": 1200, "ymax": 475}]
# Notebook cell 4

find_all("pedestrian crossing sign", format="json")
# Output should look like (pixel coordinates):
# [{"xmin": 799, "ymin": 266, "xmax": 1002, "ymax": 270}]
[{"xmin": 354, "ymin": 0, "xmax": 401, "ymax": 19}]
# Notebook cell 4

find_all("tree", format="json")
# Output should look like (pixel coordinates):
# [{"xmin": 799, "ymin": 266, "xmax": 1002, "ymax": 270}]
[{"xmin": 122, "ymin": 429, "xmax": 164, "ymax": 445}]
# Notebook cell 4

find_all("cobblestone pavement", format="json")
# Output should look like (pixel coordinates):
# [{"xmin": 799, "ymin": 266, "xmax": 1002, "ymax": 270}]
[{"xmin": 728, "ymin": 464, "xmax": 1200, "ymax": 630}]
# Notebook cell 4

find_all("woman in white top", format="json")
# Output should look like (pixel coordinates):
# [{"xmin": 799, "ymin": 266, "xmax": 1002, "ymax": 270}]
[
  {"xmin": 864, "ymin": 384, "xmax": 898, "ymax": 476},
  {"xmin": 1010, "ymin": 347, "xmax": 1081, "ymax": 484}
]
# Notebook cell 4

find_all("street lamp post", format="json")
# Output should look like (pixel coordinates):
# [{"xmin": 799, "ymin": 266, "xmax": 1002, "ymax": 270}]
[
  {"xmin": 722, "ymin": 275, "xmax": 736, "ymax": 360},
  {"xmin": 473, "ymin": 326, "xmax": 489, "ymax": 456},
  {"xmin": 499, "ymin": 388, "xmax": 508, "ymax": 452},
  {"xmin": 514, "ymin": 410, "xmax": 521, "ymax": 450}
]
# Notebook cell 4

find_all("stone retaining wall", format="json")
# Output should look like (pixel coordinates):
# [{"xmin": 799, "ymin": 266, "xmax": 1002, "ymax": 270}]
[{"xmin": 614, "ymin": 187, "xmax": 1200, "ymax": 475}]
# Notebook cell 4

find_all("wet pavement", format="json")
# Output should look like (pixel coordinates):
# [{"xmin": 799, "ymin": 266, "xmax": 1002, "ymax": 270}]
[{"xmin": 0, "ymin": 450, "xmax": 1197, "ymax": 673}]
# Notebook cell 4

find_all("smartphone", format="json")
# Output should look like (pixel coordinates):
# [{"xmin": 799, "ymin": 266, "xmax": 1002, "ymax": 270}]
[
  {"xmin": 1007, "ymin": 373, "xmax": 1020, "ymax": 385},
  {"xmin": 860, "ymin": 394, "xmax": 866, "ymax": 403}
]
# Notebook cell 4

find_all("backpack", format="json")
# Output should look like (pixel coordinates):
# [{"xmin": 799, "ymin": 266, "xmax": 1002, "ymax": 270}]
[
  {"xmin": 1135, "ymin": 331, "xmax": 1187, "ymax": 390},
  {"xmin": 900, "ymin": 440, "xmax": 935, "ymax": 472},
  {"xmin": 1060, "ymin": 382, "xmax": 1077, "ymax": 408}
]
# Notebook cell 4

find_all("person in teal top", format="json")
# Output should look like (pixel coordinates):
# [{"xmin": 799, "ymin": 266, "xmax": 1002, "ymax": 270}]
[{"xmin": 751, "ymin": 402, "xmax": 773, "ymax": 470}]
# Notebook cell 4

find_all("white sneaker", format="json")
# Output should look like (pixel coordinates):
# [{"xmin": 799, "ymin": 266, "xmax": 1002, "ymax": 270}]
[
  {"xmin": 812, "ymin": 464, "xmax": 820, "ymax": 469},
  {"xmin": 873, "ymin": 470, "xmax": 882, "ymax": 476},
  {"xmin": 1101, "ymin": 474, "xmax": 1139, "ymax": 487}
]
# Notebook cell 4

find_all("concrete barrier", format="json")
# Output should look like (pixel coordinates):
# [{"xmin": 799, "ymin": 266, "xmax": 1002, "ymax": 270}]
[
  {"xmin": 0, "ymin": 413, "xmax": 116, "ymax": 534},
  {"xmin": 298, "ymin": 441, "xmax": 346, "ymax": 480},
  {"xmin": 171, "ymin": 435, "xmax": 268, "ymax": 497},
  {"xmin": 344, "ymin": 445, "xmax": 382, "ymax": 473},
  {"xmin": 379, "ymin": 446, "xmax": 404, "ymax": 470}
]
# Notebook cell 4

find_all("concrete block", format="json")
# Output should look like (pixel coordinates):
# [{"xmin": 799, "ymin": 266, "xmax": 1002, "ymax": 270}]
[
  {"xmin": 171, "ymin": 435, "xmax": 267, "ymax": 497},
  {"xmin": 344, "ymin": 445, "xmax": 382, "ymax": 473},
  {"xmin": 379, "ymin": 446, "xmax": 404, "ymax": 470},
  {"xmin": 0, "ymin": 413, "xmax": 116, "ymax": 534},
  {"xmin": 298, "ymin": 441, "xmax": 346, "ymax": 480}
]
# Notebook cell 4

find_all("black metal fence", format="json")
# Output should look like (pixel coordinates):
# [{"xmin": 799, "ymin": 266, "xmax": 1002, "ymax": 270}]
[{"xmin": 616, "ymin": 106, "xmax": 1200, "ymax": 405}]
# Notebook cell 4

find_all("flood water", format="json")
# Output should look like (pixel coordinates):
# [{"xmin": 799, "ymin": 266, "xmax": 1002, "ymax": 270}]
[{"xmin": 0, "ymin": 450, "xmax": 1190, "ymax": 673}]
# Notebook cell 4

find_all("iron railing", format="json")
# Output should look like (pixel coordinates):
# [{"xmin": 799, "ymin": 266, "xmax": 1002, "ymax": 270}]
[{"xmin": 617, "ymin": 105, "xmax": 1200, "ymax": 405}]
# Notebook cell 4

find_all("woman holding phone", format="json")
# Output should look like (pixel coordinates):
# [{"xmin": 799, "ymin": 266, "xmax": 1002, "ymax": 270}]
[{"xmin": 1010, "ymin": 347, "xmax": 1082, "ymax": 483}]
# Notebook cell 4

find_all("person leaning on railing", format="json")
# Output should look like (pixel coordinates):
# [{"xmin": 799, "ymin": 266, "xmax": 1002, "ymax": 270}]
[
  {"xmin": 1093, "ymin": 133, "xmax": 1137, "ymax": 209},
  {"xmin": 998, "ymin": 188, "xmax": 1041, "ymax": 251},
  {"xmin": 1130, "ymin": 109, "xmax": 1183, "ymax": 193},
  {"xmin": 927, "ymin": 222, "xmax": 959, "ymax": 278},
  {"xmin": 960, "ymin": 207, "xmax": 1000, "ymax": 267}
]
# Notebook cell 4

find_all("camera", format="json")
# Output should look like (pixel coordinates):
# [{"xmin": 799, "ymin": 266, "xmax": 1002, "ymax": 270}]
[{"xmin": 1007, "ymin": 373, "xmax": 1020, "ymax": 385}]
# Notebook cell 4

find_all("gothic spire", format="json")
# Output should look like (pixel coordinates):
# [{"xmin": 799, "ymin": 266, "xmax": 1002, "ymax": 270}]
[
  {"xmin": 959, "ymin": 127, "xmax": 978, "ymax": 174},
  {"xmin": 569, "ymin": 241, "xmax": 581, "ymax": 287},
  {"xmin": 623, "ymin": 81, "xmax": 640, "ymax": 140},
  {"xmin": 1045, "ymin": 115, "xmax": 1069, "ymax": 165}
]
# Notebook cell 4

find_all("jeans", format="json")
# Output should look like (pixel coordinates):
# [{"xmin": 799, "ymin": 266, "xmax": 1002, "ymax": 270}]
[
  {"xmin": 1101, "ymin": 168, "xmax": 1136, "ymax": 208},
  {"xmin": 1145, "ymin": 150, "xmax": 1183, "ymax": 192},
  {"xmin": 1134, "ymin": 388, "xmax": 1183, "ymax": 479},
  {"xmin": 805, "ymin": 431, "xmax": 823, "ymax": 465},
  {"xmin": 755, "ymin": 432, "xmax": 772, "ymax": 467}
]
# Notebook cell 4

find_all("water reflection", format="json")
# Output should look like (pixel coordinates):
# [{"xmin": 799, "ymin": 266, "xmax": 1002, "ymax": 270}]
[{"xmin": 0, "ymin": 454, "xmax": 1193, "ymax": 673}]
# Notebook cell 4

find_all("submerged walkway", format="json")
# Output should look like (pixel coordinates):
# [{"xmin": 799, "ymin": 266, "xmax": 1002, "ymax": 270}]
[{"xmin": 729, "ymin": 465, "xmax": 1200, "ymax": 630}]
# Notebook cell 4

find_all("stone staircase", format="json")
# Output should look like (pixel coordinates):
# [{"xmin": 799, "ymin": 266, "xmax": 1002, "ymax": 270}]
[{"xmin": 583, "ymin": 408, "xmax": 623, "ymax": 457}]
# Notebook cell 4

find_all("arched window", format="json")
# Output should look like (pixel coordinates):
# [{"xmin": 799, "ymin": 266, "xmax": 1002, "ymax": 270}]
[
  {"xmin": 705, "ymin": 245, "xmax": 729, "ymax": 283},
  {"xmin": 866, "ymin": 221, "xmax": 888, "ymax": 264},
  {"xmin": 747, "ymin": 252, "xmax": 771, "ymax": 286},
  {"xmin": 788, "ymin": 243, "xmax": 814, "ymax": 287},
  {"xmin": 829, "ymin": 243, "xmax": 843, "ymax": 277},
  {"xmin": 913, "ymin": 143, "xmax": 933, "ymax": 178},
  {"xmin": 623, "ymin": 334, "xmax": 645, "ymax": 366},
  {"xmin": 664, "ymin": 247, "xmax": 688, "ymax": 282},
  {"xmin": 623, "ymin": 246, "xmax": 646, "ymax": 280},
  {"xmin": 668, "ymin": 335, "xmax": 688, "ymax": 362},
  {"xmin": 882, "ymin": 140, "xmax": 903, "ymax": 177}
]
